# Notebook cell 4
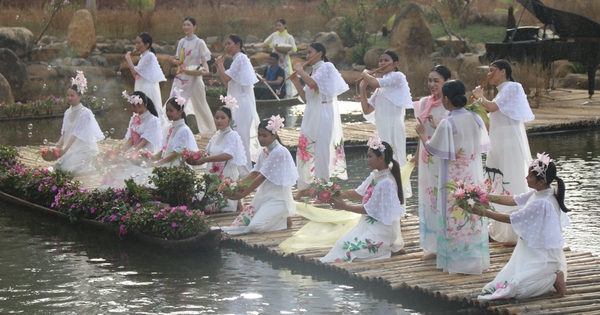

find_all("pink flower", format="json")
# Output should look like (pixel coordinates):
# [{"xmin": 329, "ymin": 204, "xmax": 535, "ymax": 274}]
[
  {"xmin": 308, "ymin": 187, "xmax": 317, "ymax": 197},
  {"xmin": 298, "ymin": 134, "xmax": 309, "ymax": 151},
  {"xmin": 209, "ymin": 162, "xmax": 223, "ymax": 174},
  {"xmin": 172, "ymin": 222, "xmax": 178, "ymax": 228},
  {"xmin": 318, "ymin": 190, "xmax": 331, "ymax": 202},
  {"xmin": 332, "ymin": 184, "xmax": 340, "ymax": 190},
  {"xmin": 452, "ymin": 188, "xmax": 465, "ymax": 198},
  {"xmin": 362, "ymin": 184, "xmax": 375, "ymax": 204},
  {"xmin": 181, "ymin": 150, "xmax": 191, "ymax": 160},
  {"xmin": 298, "ymin": 149, "xmax": 313, "ymax": 163}
]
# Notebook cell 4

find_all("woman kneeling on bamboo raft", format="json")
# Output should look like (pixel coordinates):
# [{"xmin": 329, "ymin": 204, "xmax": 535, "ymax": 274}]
[
  {"xmin": 476, "ymin": 153, "xmax": 570, "ymax": 300},
  {"xmin": 319, "ymin": 136, "xmax": 406, "ymax": 263}
]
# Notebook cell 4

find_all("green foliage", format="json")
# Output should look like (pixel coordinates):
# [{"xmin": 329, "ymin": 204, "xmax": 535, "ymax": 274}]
[
  {"xmin": 348, "ymin": 42, "xmax": 369, "ymax": 65},
  {"xmin": 205, "ymin": 85, "xmax": 227, "ymax": 99},
  {"xmin": 568, "ymin": 62, "xmax": 587, "ymax": 74},
  {"xmin": 149, "ymin": 165, "xmax": 199, "ymax": 206},
  {"xmin": 125, "ymin": 0, "xmax": 155, "ymax": 11},
  {"xmin": 318, "ymin": 0, "xmax": 343, "ymax": 20},
  {"xmin": 0, "ymin": 146, "xmax": 22, "ymax": 173},
  {"xmin": 430, "ymin": 23, "xmax": 505, "ymax": 44},
  {"xmin": 0, "ymin": 95, "xmax": 101, "ymax": 119},
  {"xmin": 226, "ymin": 18, "xmax": 243, "ymax": 33},
  {"xmin": 124, "ymin": 203, "xmax": 209, "ymax": 240}
]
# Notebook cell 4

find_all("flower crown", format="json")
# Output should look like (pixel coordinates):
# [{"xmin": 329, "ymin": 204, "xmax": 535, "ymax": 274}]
[
  {"xmin": 219, "ymin": 95, "xmax": 239, "ymax": 111},
  {"xmin": 367, "ymin": 132, "xmax": 385, "ymax": 153},
  {"xmin": 531, "ymin": 152, "xmax": 553, "ymax": 181},
  {"xmin": 172, "ymin": 88, "xmax": 186, "ymax": 106},
  {"xmin": 121, "ymin": 90, "xmax": 143, "ymax": 105},
  {"xmin": 70, "ymin": 70, "xmax": 88, "ymax": 94},
  {"xmin": 266, "ymin": 115, "xmax": 285, "ymax": 134}
]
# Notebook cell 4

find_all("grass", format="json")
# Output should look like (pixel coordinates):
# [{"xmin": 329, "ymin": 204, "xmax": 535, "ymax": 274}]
[{"xmin": 430, "ymin": 22, "xmax": 506, "ymax": 45}]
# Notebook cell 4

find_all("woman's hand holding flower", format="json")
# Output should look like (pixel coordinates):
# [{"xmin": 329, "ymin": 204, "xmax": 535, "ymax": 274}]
[{"xmin": 329, "ymin": 196, "xmax": 347, "ymax": 210}]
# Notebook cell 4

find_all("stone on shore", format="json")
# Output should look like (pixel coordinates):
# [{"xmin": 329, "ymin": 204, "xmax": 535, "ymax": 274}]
[
  {"xmin": 0, "ymin": 27, "xmax": 35, "ymax": 58},
  {"xmin": 0, "ymin": 73, "xmax": 15, "ymax": 104},
  {"xmin": 30, "ymin": 46, "xmax": 63, "ymax": 63},
  {"xmin": 388, "ymin": 3, "xmax": 434, "ymax": 58},
  {"xmin": 363, "ymin": 47, "xmax": 385, "ymax": 70},
  {"xmin": 67, "ymin": 9, "xmax": 97, "ymax": 58},
  {"xmin": 27, "ymin": 64, "xmax": 58, "ymax": 80},
  {"xmin": 313, "ymin": 32, "xmax": 345, "ymax": 65},
  {"xmin": 0, "ymin": 48, "xmax": 30, "ymax": 101},
  {"xmin": 340, "ymin": 70, "xmax": 362, "ymax": 85},
  {"xmin": 250, "ymin": 52, "xmax": 270, "ymax": 66}
]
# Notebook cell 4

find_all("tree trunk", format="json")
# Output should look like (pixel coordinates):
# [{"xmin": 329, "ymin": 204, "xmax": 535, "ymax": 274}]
[{"xmin": 86, "ymin": 0, "xmax": 97, "ymax": 27}]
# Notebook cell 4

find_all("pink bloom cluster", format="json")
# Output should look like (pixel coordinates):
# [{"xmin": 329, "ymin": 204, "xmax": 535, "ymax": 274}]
[
  {"xmin": 181, "ymin": 149, "xmax": 208, "ymax": 165},
  {"xmin": 308, "ymin": 177, "xmax": 342, "ymax": 203},
  {"xmin": 70, "ymin": 70, "xmax": 87, "ymax": 94},
  {"xmin": 219, "ymin": 95, "xmax": 239, "ymax": 110},
  {"xmin": 266, "ymin": 115, "xmax": 285, "ymax": 134}
]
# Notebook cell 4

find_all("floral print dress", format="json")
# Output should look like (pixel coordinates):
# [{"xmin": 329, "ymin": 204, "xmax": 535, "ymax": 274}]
[
  {"xmin": 320, "ymin": 169, "xmax": 405, "ymax": 263},
  {"xmin": 424, "ymin": 108, "xmax": 491, "ymax": 274},
  {"xmin": 297, "ymin": 61, "xmax": 348, "ymax": 190}
]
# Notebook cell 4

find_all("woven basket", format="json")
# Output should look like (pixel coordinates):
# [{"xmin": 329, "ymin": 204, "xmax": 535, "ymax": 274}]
[
  {"xmin": 274, "ymin": 45, "xmax": 293, "ymax": 54},
  {"xmin": 183, "ymin": 66, "xmax": 204, "ymax": 76},
  {"xmin": 41, "ymin": 150, "xmax": 59, "ymax": 162}
]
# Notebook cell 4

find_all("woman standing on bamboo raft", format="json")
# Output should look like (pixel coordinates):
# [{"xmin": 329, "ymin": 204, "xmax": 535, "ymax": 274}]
[
  {"xmin": 320, "ymin": 137, "xmax": 406, "ymax": 263},
  {"xmin": 253, "ymin": 18, "xmax": 297, "ymax": 98},
  {"xmin": 215, "ymin": 34, "xmax": 260, "ymax": 174},
  {"xmin": 358, "ymin": 50, "xmax": 413, "ymax": 200},
  {"xmin": 472, "ymin": 59, "xmax": 534, "ymax": 246},
  {"xmin": 411, "ymin": 65, "xmax": 451, "ymax": 260},
  {"xmin": 289, "ymin": 43, "xmax": 348, "ymax": 199},
  {"xmin": 476, "ymin": 153, "xmax": 570, "ymax": 300},
  {"xmin": 415, "ymin": 80, "xmax": 491, "ymax": 275},
  {"xmin": 169, "ymin": 17, "xmax": 216, "ymax": 136}
]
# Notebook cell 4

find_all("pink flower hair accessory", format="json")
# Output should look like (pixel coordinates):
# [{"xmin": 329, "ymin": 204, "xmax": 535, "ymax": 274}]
[
  {"xmin": 173, "ymin": 88, "xmax": 186, "ymax": 106},
  {"xmin": 531, "ymin": 152, "xmax": 553, "ymax": 181},
  {"xmin": 70, "ymin": 70, "xmax": 88, "ymax": 94},
  {"xmin": 266, "ymin": 115, "xmax": 285, "ymax": 134},
  {"xmin": 121, "ymin": 90, "xmax": 143, "ymax": 105},
  {"xmin": 367, "ymin": 131, "xmax": 385, "ymax": 153},
  {"xmin": 219, "ymin": 95, "xmax": 239, "ymax": 111}
]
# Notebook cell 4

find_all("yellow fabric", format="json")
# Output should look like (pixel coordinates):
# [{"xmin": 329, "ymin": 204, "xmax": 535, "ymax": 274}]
[{"xmin": 279, "ymin": 158, "xmax": 415, "ymax": 255}]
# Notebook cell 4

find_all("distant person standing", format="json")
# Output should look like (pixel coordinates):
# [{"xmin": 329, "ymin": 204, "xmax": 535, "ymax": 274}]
[{"xmin": 168, "ymin": 17, "xmax": 216, "ymax": 136}]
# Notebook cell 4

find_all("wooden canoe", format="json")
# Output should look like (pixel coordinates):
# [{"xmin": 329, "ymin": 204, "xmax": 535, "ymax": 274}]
[{"xmin": 0, "ymin": 104, "xmax": 111, "ymax": 122}]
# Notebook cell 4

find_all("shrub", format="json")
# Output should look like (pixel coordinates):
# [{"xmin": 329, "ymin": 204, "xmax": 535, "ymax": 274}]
[
  {"xmin": 123, "ymin": 203, "xmax": 209, "ymax": 240},
  {"xmin": 0, "ymin": 146, "xmax": 22, "ymax": 173}
]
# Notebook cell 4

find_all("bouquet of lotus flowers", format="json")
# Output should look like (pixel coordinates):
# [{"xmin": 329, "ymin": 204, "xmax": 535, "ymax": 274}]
[
  {"xmin": 218, "ymin": 176, "xmax": 251, "ymax": 197},
  {"xmin": 180, "ymin": 149, "xmax": 208, "ymax": 165},
  {"xmin": 307, "ymin": 177, "xmax": 344, "ymax": 203},
  {"xmin": 41, "ymin": 147, "xmax": 62, "ymax": 161},
  {"xmin": 444, "ymin": 180, "xmax": 493, "ymax": 226}
]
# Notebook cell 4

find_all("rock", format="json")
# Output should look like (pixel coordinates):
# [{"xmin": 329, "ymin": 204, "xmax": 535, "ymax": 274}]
[
  {"xmin": 298, "ymin": 30, "xmax": 311, "ymax": 43},
  {"xmin": 352, "ymin": 64, "xmax": 365, "ymax": 71},
  {"xmin": 161, "ymin": 45, "xmax": 175, "ymax": 56},
  {"xmin": 55, "ymin": 65, "xmax": 116, "ymax": 78},
  {"xmin": 250, "ymin": 52, "xmax": 270, "ymax": 66},
  {"xmin": 96, "ymin": 35, "xmax": 105, "ymax": 43},
  {"xmin": 71, "ymin": 58, "xmax": 91, "ymax": 66},
  {"xmin": 339, "ymin": 70, "xmax": 362, "ymax": 85},
  {"xmin": 312, "ymin": 32, "xmax": 345, "ymax": 65},
  {"xmin": 296, "ymin": 42, "xmax": 308, "ymax": 51},
  {"xmin": 153, "ymin": 43, "xmax": 163, "ymax": 53},
  {"xmin": 326, "ymin": 17, "xmax": 344, "ymax": 32},
  {"xmin": 480, "ymin": 12, "xmax": 507, "ymax": 26},
  {"xmin": 89, "ymin": 55, "xmax": 109, "ymax": 67},
  {"xmin": 211, "ymin": 40, "xmax": 223, "ymax": 52},
  {"xmin": 435, "ymin": 35, "xmax": 468, "ymax": 54},
  {"xmin": 113, "ymin": 40, "xmax": 125, "ymax": 53},
  {"xmin": 0, "ymin": 48, "xmax": 30, "ymax": 101},
  {"xmin": 0, "ymin": 73, "xmax": 15, "ymax": 104},
  {"xmin": 103, "ymin": 53, "xmax": 125, "ymax": 65},
  {"xmin": 27, "ymin": 64, "xmax": 58, "ymax": 80},
  {"xmin": 39, "ymin": 35, "xmax": 54, "ymax": 45},
  {"xmin": 67, "ymin": 9, "xmax": 97, "ymax": 58},
  {"xmin": 388, "ymin": 3, "xmax": 434, "ymax": 59},
  {"xmin": 562, "ymin": 73, "xmax": 600, "ymax": 90},
  {"xmin": 206, "ymin": 36, "xmax": 219, "ymax": 45},
  {"xmin": 246, "ymin": 35, "xmax": 259, "ymax": 44},
  {"xmin": 0, "ymin": 27, "xmax": 35, "ymax": 57},
  {"xmin": 30, "ymin": 46, "xmax": 63, "ymax": 63},
  {"xmin": 363, "ymin": 47, "xmax": 385, "ymax": 69}
]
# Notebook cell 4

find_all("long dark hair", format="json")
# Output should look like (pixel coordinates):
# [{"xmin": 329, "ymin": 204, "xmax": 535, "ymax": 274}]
[
  {"xmin": 131, "ymin": 91, "xmax": 158, "ymax": 117},
  {"xmin": 441, "ymin": 80, "xmax": 468, "ymax": 108},
  {"xmin": 530, "ymin": 161, "xmax": 570, "ymax": 213},
  {"xmin": 258, "ymin": 119, "xmax": 282, "ymax": 144},
  {"xmin": 491, "ymin": 59, "xmax": 514, "ymax": 81},
  {"xmin": 372, "ymin": 141, "xmax": 404, "ymax": 204},
  {"xmin": 165, "ymin": 97, "xmax": 186, "ymax": 120},
  {"xmin": 227, "ymin": 34, "xmax": 245, "ymax": 54},
  {"xmin": 382, "ymin": 50, "xmax": 399, "ymax": 72},
  {"xmin": 183, "ymin": 16, "xmax": 196, "ymax": 26},
  {"xmin": 431, "ymin": 65, "xmax": 451, "ymax": 81},
  {"xmin": 309, "ymin": 42, "xmax": 328, "ymax": 62},
  {"xmin": 138, "ymin": 32, "xmax": 155, "ymax": 54}
]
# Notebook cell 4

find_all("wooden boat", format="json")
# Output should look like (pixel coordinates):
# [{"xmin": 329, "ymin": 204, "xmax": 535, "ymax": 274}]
[
  {"xmin": 0, "ymin": 190, "xmax": 222, "ymax": 251},
  {"xmin": 0, "ymin": 104, "xmax": 111, "ymax": 122}
]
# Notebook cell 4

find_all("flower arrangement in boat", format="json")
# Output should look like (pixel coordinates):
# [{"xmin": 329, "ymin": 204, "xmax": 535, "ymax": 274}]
[
  {"xmin": 122, "ymin": 202, "xmax": 209, "ymax": 240},
  {"xmin": 0, "ymin": 94, "xmax": 100, "ymax": 118},
  {"xmin": 444, "ymin": 180, "xmax": 493, "ymax": 227},
  {"xmin": 41, "ymin": 147, "xmax": 62, "ymax": 161},
  {"xmin": 181, "ymin": 148, "xmax": 208, "ymax": 165},
  {"xmin": 0, "ymin": 146, "xmax": 22, "ymax": 172},
  {"xmin": 307, "ymin": 176, "xmax": 344, "ymax": 203}
]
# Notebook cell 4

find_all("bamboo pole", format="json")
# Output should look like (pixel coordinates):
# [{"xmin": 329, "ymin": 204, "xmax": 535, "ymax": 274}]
[
  {"xmin": 353, "ymin": 65, "xmax": 386, "ymax": 83},
  {"xmin": 283, "ymin": 51, "xmax": 322, "ymax": 82},
  {"xmin": 468, "ymin": 67, "xmax": 497, "ymax": 104}
]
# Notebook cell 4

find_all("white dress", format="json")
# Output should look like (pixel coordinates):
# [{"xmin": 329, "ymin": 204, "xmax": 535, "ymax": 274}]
[
  {"xmin": 204, "ymin": 126, "xmax": 247, "ymax": 211},
  {"xmin": 54, "ymin": 104, "xmax": 104, "ymax": 175},
  {"xmin": 413, "ymin": 95, "xmax": 448, "ymax": 255},
  {"xmin": 171, "ymin": 35, "xmax": 216, "ymax": 135},
  {"xmin": 102, "ymin": 111, "xmax": 162, "ymax": 188},
  {"xmin": 363, "ymin": 71, "xmax": 413, "ymax": 197},
  {"xmin": 487, "ymin": 81, "xmax": 535, "ymax": 243},
  {"xmin": 264, "ymin": 30, "xmax": 297, "ymax": 98},
  {"xmin": 225, "ymin": 52, "xmax": 260, "ymax": 172},
  {"xmin": 161, "ymin": 119, "xmax": 198, "ymax": 165},
  {"xmin": 297, "ymin": 61, "xmax": 349, "ymax": 190},
  {"xmin": 479, "ymin": 188, "xmax": 570, "ymax": 300},
  {"xmin": 320, "ymin": 169, "xmax": 405, "ymax": 263},
  {"xmin": 134, "ymin": 51, "xmax": 168, "ymax": 128},
  {"xmin": 425, "ymin": 108, "xmax": 492, "ymax": 275},
  {"xmin": 221, "ymin": 140, "xmax": 298, "ymax": 235}
]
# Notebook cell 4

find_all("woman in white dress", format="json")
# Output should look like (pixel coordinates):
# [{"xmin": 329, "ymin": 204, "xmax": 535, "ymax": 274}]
[
  {"xmin": 125, "ymin": 32, "xmax": 168, "ymax": 127},
  {"xmin": 473, "ymin": 59, "xmax": 535, "ymax": 245},
  {"xmin": 415, "ymin": 80, "xmax": 491, "ymax": 275},
  {"xmin": 169, "ymin": 17, "xmax": 216, "ymax": 135},
  {"xmin": 53, "ymin": 73, "xmax": 105, "ymax": 175},
  {"xmin": 215, "ymin": 34, "xmax": 260, "ymax": 173},
  {"xmin": 219, "ymin": 116, "xmax": 298, "ymax": 235},
  {"xmin": 359, "ymin": 50, "xmax": 413, "ymax": 198},
  {"xmin": 102, "ymin": 91, "xmax": 163, "ymax": 188},
  {"xmin": 411, "ymin": 65, "xmax": 451, "ymax": 260},
  {"xmin": 150, "ymin": 96, "xmax": 198, "ymax": 166},
  {"xmin": 321, "ymin": 139, "xmax": 406, "ymax": 263},
  {"xmin": 476, "ymin": 154, "xmax": 569, "ymax": 300},
  {"xmin": 290, "ymin": 43, "xmax": 349, "ymax": 199},
  {"xmin": 194, "ymin": 106, "xmax": 247, "ymax": 211},
  {"xmin": 255, "ymin": 18, "xmax": 297, "ymax": 98}
]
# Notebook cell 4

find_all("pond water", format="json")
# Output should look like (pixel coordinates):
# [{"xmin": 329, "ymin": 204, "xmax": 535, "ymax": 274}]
[{"xmin": 1, "ymin": 77, "xmax": 599, "ymax": 314}]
